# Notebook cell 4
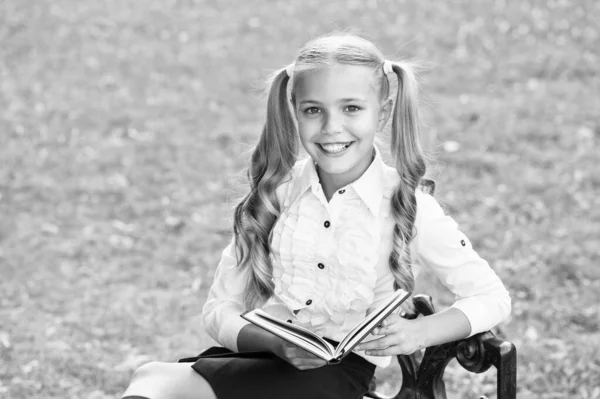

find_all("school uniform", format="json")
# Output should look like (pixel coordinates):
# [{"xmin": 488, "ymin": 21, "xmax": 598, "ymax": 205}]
[{"xmin": 179, "ymin": 148, "xmax": 511, "ymax": 399}]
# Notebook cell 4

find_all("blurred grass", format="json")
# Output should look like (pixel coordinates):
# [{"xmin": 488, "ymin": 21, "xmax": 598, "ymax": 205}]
[{"xmin": 1, "ymin": 0, "xmax": 599, "ymax": 398}]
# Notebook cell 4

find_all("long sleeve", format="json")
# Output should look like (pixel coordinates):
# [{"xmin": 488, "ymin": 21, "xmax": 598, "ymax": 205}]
[
  {"xmin": 414, "ymin": 192, "xmax": 511, "ymax": 336},
  {"xmin": 202, "ymin": 238, "xmax": 250, "ymax": 352}
]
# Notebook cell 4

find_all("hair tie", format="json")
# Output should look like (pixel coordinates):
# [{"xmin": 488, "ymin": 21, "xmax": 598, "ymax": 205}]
[
  {"xmin": 285, "ymin": 63, "xmax": 295, "ymax": 78},
  {"xmin": 382, "ymin": 60, "xmax": 394, "ymax": 75}
]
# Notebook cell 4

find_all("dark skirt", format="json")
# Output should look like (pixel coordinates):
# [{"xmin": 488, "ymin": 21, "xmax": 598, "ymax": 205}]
[{"xmin": 178, "ymin": 345, "xmax": 376, "ymax": 399}]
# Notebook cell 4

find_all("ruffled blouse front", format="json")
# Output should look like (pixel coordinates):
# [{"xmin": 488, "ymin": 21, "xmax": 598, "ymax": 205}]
[{"xmin": 270, "ymin": 163, "xmax": 393, "ymax": 331}]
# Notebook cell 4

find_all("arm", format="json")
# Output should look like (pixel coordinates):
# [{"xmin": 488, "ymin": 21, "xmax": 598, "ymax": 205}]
[
  {"xmin": 206, "ymin": 175, "xmax": 295, "ymax": 352},
  {"xmin": 204, "ymin": 237, "xmax": 326, "ymax": 369},
  {"xmin": 413, "ymin": 307, "xmax": 471, "ymax": 347},
  {"xmin": 203, "ymin": 240, "xmax": 292, "ymax": 354},
  {"xmin": 237, "ymin": 324, "xmax": 281, "ymax": 352},
  {"xmin": 238, "ymin": 323, "xmax": 327, "ymax": 369},
  {"xmin": 414, "ymin": 192, "xmax": 511, "ymax": 337},
  {"xmin": 356, "ymin": 306, "xmax": 471, "ymax": 355},
  {"xmin": 357, "ymin": 192, "xmax": 511, "ymax": 355},
  {"xmin": 202, "ymin": 239, "xmax": 251, "ymax": 352}
]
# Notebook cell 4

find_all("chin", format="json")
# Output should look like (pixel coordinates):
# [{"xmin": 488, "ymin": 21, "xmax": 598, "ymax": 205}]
[{"xmin": 315, "ymin": 158, "xmax": 357, "ymax": 176}]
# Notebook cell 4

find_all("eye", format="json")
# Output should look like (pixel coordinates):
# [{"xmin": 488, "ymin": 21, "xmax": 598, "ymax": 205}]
[
  {"xmin": 344, "ymin": 105, "xmax": 361, "ymax": 112},
  {"xmin": 304, "ymin": 107, "xmax": 321, "ymax": 115}
]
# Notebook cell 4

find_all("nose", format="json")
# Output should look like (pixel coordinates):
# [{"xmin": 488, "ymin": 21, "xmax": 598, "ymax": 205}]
[{"xmin": 322, "ymin": 111, "xmax": 343, "ymax": 135}]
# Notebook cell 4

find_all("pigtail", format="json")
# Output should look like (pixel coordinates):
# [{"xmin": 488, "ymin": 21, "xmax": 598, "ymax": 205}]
[
  {"xmin": 233, "ymin": 67, "xmax": 298, "ymax": 309},
  {"xmin": 387, "ymin": 61, "xmax": 427, "ymax": 313}
]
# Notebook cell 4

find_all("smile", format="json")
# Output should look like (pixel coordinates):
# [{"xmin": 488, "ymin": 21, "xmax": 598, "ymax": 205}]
[{"xmin": 317, "ymin": 142, "xmax": 354, "ymax": 154}]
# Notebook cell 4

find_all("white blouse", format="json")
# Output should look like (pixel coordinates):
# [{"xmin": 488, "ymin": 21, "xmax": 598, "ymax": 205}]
[{"xmin": 202, "ymin": 148, "xmax": 511, "ymax": 367}]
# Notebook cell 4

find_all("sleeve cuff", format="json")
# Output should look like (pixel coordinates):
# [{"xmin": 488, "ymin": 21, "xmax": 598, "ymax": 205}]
[
  {"xmin": 356, "ymin": 352, "xmax": 393, "ymax": 368},
  {"xmin": 217, "ymin": 308, "xmax": 251, "ymax": 352},
  {"xmin": 450, "ymin": 293, "xmax": 511, "ymax": 338},
  {"xmin": 450, "ymin": 298, "xmax": 487, "ymax": 338}
]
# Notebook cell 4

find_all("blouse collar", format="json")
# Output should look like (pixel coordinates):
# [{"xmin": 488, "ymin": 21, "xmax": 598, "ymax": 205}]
[{"xmin": 288, "ymin": 146, "xmax": 388, "ymax": 216}]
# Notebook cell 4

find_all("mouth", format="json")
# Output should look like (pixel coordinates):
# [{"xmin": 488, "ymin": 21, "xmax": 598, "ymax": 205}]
[{"xmin": 317, "ymin": 142, "xmax": 354, "ymax": 154}]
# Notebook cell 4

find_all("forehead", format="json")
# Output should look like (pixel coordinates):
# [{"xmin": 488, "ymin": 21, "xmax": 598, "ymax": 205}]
[{"xmin": 293, "ymin": 64, "xmax": 380, "ymax": 102}]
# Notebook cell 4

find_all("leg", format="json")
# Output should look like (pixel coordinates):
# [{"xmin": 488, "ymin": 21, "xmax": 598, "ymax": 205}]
[{"xmin": 122, "ymin": 362, "xmax": 218, "ymax": 399}]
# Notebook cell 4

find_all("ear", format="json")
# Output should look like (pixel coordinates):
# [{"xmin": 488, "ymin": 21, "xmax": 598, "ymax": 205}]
[{"xmin": 377, "ymin": 97, "xmax": 393, "ymax": 132}]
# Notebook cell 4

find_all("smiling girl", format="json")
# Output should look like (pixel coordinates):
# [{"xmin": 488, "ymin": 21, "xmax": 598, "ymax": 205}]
[{"xmin": 121, "ymin": 33, "xmax": 511, "ymax": 399}]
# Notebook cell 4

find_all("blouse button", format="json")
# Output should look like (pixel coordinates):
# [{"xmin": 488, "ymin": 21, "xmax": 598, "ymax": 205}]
[
  {"xmin": 338, "ymin": 189, "xmax": 346, "ymax": 194},
  {"xmin": 306, "ymin": 299, "xmax": 313, "ymax": 305},
  {"xmin": 318, "ymin": 263, "xmax": 325, "ymax": 269},
  {"xmin": 460, "ymin": 239, "xmax": 466, "ymax": 246},
  {"xmin": 324, "ymin": 221, "xmax": 330, "ymax": 228}
]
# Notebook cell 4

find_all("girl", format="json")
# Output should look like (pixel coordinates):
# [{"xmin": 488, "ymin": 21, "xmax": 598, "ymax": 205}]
[{"xmin": 121, "ymin": 33, "xmax": 511, "ymax": 399}]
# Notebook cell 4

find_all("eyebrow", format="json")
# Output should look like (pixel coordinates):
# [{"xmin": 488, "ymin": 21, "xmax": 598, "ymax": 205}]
[{"xmin": 298, "ymin": 98, "xmax": 367, "ymax": 105}]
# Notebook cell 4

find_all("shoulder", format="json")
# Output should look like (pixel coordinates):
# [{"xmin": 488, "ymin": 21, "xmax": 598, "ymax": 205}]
[
  {"xmin": 413, "ymin": 190, "xmax": 469, "ymax": 254},
  {"xmin": 415, "ymin": 189, "xmax": 445, "ymax": 219},
  {"xmin": 414, "ymin": 189, "xmax": 451, "ymax": 241},
  {"xmin": 381, "ymin": 163, "xmax": 442, "ymax": 217}
]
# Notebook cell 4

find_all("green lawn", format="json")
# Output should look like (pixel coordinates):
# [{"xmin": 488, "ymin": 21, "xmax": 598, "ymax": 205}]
[{"xmin": 1, "ymin": 1, "xmax": 599, "ymax": 398}]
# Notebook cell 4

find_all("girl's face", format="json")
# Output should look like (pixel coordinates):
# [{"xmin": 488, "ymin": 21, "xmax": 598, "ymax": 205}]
[{"xmin": 293, "ymin": 64, "xmax": 391, "ymax": 187}]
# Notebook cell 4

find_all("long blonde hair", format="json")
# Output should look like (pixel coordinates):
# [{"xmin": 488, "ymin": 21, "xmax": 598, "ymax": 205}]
[{"xmin": 234, "ymin": 33, "xmax": 430, "ymax": 311}]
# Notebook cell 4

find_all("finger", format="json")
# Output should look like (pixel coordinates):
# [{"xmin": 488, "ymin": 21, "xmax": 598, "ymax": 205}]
[
  {"xmin": 356, "ymin": 335, "xmax": 397, "ymax": 351},
  {"xmin": 304, "ymin": 359, "xmax": 327, "ymax": 369},
  {"xmin": 385, "ymin": 313, "xmax": 401, "ymax": 325},
  {"xmin": 372, "ymin": 326, "xmax": 388, "ymax": 335},
  {"xmin": 377, "ymin": 317, "xmax": 389, "ymax": 328},
  {"xmin": 294, "ymin": 359, "xmax": 327, "ymax": 370},
  {"xmin": 372, "ymin": 324, "xmax": 400, "ymax": 336},
  {"xmin": 375, "ymin": 314, "xmax": 401, "ymax": 332},
  {"xmin": 364, "ymin": 346, "xmax": 403, "ymax": 356},
  {"xmin": 376, "ymin": 315, "xmax": 409, "ymax": 335}
]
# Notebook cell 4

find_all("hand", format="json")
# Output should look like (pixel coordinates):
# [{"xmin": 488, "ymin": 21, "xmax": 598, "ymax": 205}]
[
  {"xmin": 271, "ymin": 338, "xmax": 327, "ymax": 370},
  {"xmin": 355, "ymin": 314, "xmax": 427, "ymax": 356}
]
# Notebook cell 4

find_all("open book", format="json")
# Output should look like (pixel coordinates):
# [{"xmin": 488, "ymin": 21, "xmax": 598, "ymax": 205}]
[{"xmin": 241, "ymin": 289, "xmax": 411, "ymax": 364}]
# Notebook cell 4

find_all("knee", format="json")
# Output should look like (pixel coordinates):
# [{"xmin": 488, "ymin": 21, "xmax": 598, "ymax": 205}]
[
  {"xmin": 127, "ymin": 362, "xmax": 215, "ymax": 399},
  {"xmin": 131, "ymin": 361, "xmax": 169, "ymax": 383}
]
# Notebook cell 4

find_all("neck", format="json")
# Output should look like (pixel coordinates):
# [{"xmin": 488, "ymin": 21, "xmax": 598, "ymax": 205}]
[
  {"xmin": 318, "ymin": 172, "xmax": 348, "ymax": 202},
  {"xmin": 316, "ymin": 148, "xmax": 375, "ymax": 202}
]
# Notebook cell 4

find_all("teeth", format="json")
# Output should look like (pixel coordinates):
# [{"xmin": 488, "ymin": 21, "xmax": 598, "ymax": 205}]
[{"xmin": 320, "ymin": 143, "xmax": 351, "ymax": 153}]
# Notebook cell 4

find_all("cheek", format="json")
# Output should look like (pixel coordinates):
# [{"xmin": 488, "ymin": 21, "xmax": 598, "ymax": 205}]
[
  {"xmin": 349, "ymin": 115, "xmax": 379, "ymax": 137},
  {"xmin": 297, "ymin": 119, "xmax": 318, "ymax": 139}
]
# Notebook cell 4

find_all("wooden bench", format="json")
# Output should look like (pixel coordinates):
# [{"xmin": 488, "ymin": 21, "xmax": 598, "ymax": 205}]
[{"xmin": 365, "ymin": 295, "xmax": 516, "ymax": 399}]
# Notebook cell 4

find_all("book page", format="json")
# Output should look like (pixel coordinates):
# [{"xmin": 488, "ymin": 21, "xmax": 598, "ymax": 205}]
[
  {"xmin": 334, "ymin": 289, "xmax": 411, "ymax": 359},
  {"xmin": 252, "ymin": 310, "xmax": 336, "ymax": 354},
  {"xmin": 242, "ymin": 310, "xmax": 335, "ymax": 360}
]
